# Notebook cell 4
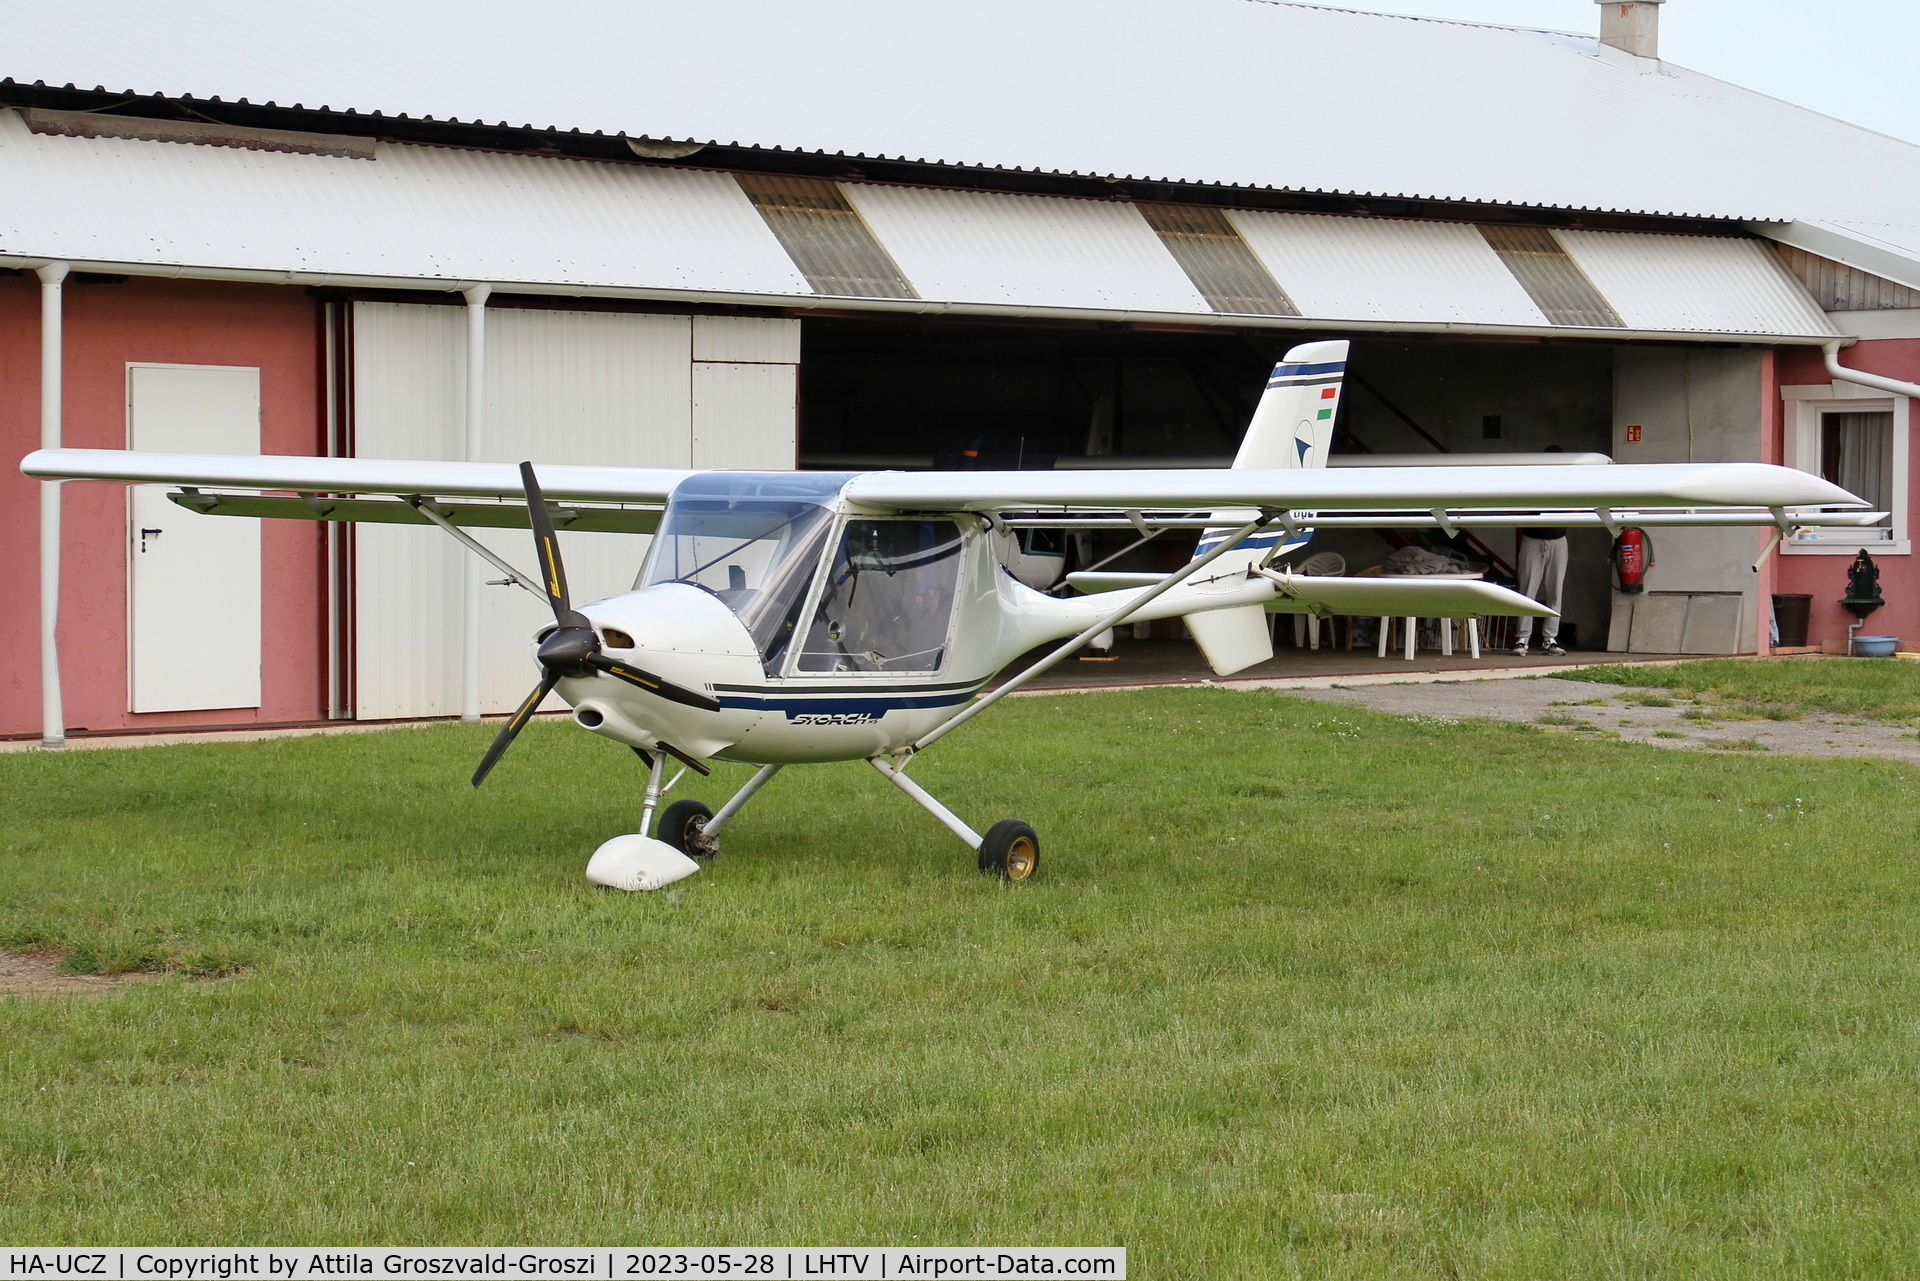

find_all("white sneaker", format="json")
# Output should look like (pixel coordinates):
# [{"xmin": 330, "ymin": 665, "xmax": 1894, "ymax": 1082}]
[
  {"xmin": 1543, "ymin": 642, "xmax": 1566, "ymax": 657},
  {"xmin": 1512, "ymin": 641, "xmax": 1530, "ymax": 657}
]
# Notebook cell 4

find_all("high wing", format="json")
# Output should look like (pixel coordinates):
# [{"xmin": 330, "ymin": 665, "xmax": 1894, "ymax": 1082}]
[
  {"xmin": 844, "ymin": 463, "xmax": 1861, "ymax": 515},
  {"xmin": 20, "ymin": 449, "xmax": 693, "ymax": 504},
  {"xmin": 21, "ymin": 448, "xmax": 1872, "ymax": 529}
]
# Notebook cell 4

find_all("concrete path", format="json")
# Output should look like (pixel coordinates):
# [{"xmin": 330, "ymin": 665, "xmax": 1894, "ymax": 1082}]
[{"xmin": 1283, "ymin": 676, "xmax": 1920, "ymax": 765}]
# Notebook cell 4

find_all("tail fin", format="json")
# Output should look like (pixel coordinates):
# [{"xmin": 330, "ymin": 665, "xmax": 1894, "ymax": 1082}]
[
  {"xmin": 1182, "ymin": 340, "xmax": 1349, "ymax": 676},
  {"xmin": 1232, "ymin": 339, "xmax": 1349, "ymax": 471}
]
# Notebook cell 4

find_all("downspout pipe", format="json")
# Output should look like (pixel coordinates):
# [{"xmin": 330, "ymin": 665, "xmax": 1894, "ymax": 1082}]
[
  {"xmin": 36, "ymin": 262, "xmax": 68, "ymax": 749},
  {"xmin": 461, "ymin": 283, "xmax": 491, "ymax": 723},
  {"xmin": 1823, "ymin": 340, "xmax": 1920, "ymax": 400}
]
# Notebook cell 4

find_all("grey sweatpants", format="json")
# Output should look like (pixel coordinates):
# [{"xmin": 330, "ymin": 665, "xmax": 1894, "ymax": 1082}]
[{"xmin": 1516, "ymin": 535, "xmax": 1566, "ymax": 644}]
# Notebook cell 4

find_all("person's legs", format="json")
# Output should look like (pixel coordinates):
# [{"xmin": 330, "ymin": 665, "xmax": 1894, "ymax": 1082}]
[
  {"xmin": 1514, "ymin": 537, "xmax": 1547, "ymax": 651},
  {"xmin": 1536, "ymin": 537, "xmax": 1568, "ymax": 650}
]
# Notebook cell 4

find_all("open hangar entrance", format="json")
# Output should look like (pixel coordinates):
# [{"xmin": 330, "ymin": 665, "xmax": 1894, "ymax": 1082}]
[{"xmin": 796, "ymin": 315, "xmax": 1630, "ymax": 650}]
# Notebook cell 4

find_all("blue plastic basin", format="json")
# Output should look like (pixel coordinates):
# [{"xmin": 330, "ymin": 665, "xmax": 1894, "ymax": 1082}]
[{"xmin": 1854, "ymin": 635, "xmax": 1900, "ymax": 657}]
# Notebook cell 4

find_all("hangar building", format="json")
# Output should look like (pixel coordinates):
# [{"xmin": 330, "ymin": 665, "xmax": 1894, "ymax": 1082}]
[{"xmin": 6, "ymin": 0, "xmax": 1920, "ymax": 741}]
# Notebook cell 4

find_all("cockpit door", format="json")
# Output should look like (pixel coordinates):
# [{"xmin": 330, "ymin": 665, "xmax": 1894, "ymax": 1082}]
[{"xmin": 792, "ymin": 520, "xmax": 966, "ymax": 674}]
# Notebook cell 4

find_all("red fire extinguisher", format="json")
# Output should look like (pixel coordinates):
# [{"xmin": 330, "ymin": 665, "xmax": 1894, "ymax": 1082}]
[{"xmin": 1611, "ymin": 527, "xmax": 1654, "ymax": 595}]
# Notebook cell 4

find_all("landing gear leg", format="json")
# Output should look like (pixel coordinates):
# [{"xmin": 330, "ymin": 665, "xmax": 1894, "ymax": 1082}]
[
  {"xmin": 868, "ymin": 757, "xmax": 1039, "ymax": 881},
  {"xmin": 636, "ymin": 749, "xmax": 667, "ymax": 838},
  {"xmin": 676, "ymin": 763, "xmax": 782, "ymax": 858}
]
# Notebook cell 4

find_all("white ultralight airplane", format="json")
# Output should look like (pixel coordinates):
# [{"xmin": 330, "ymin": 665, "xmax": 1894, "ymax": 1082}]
[{"xmin": 23, "ymin": 341, "xmax": 1874, "ymax": 890}]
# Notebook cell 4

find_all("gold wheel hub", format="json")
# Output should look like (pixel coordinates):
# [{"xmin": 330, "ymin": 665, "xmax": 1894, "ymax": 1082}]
[{"xmin": 1004, "ymin": 836, "xmax": 1037, "ymax": 881}]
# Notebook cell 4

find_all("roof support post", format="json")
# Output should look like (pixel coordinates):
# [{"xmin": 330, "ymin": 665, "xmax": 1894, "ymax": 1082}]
[
  {"xmin": 36, "ymin": 262, "xmax": 68, "ymax": 749},
  {"xmin": 460, "ymin": 283, "xmax": 491, "ymax": 723}
]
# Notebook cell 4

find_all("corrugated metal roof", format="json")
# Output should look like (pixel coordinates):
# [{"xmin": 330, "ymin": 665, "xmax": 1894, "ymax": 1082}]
[
  {"xmin": 1554, "ymin": 230, "xmax": 1835, "ymax": 336},
  {"xmin": 736, "ymin": 174, "xmax": 917, "ymax": 299},
  {"xmin": 0, "ymin": 110, "xmax": 810, "ymax": 293},
  {"xmin": 1229, "ymin": 211, "xmax": 1549, "ymax": 326},
  {"xmin": 839, "ymin": 184, "xmax": 1210, "ymax": 313},
  {"xmin": 0, "ymin": 111, "xmax": 1841, "ymax": 339},
  {"xmin": 8, "ymin": 0, "xmax": 1920, "ymax": 258},
  {"xmin": 1481, "ymin": 224, "xmax": 1623, "ymax": 329},
  {"xmin": 1138, "ymin": 204, "xmax": 1299, "ymax": 316}
]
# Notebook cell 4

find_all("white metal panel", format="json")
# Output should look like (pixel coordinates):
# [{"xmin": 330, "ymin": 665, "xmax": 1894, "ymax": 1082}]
[
  {"xmin": 1230, "ymin": 212, "xmax": 1549, "ymax": 327},
  {"xmin": 0, "ymin": 112, "xmax": 810, "ymax": 295},
  {"xmin": 692, "ymin": 363, "xmax": 797, "ymax": 470},
  {"xmin": 351, "ymin": 303, "xmax": 465, "ymax": 721},
  {"xmin": 1555, "ymin": 231, "xmax": 1837, "ymax": 336},
  {"xmin": 692, "ymin": 316, "xmax": 801, "ymax": 364},
  {"xmin": 352, "ymin": 303, "xmax": 698, "ymax": 719},
  {"xmin": 475, "ymin": 307, "xmax": 693, "ymax": 711},
  {"xmin": 842, "ymin": 185, "xmax": 1209, "ymax": 313},
  {"xmin": 126, "ymin": 364, "xmax": 260, "ymax": 712}
]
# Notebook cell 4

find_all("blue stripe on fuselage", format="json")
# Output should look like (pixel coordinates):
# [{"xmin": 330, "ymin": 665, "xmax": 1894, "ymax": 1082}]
[{"xmin": 715, "ymin": 687, "xmax": 981, "ymax": 720}]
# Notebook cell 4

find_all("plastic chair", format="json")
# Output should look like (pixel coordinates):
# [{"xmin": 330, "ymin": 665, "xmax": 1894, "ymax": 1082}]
[{"xmin": 1287, "ymin": 552, "xmax": 1346, "ymax": 650}]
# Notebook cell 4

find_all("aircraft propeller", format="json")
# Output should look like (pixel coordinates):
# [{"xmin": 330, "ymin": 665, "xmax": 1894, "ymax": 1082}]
[{"xmin": 470, "ymin": 462, "xmax": 720, "ymax": 787}]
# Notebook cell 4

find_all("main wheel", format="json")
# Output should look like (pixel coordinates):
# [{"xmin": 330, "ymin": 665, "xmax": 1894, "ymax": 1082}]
[
  {"xmin": 978, "ymin": 819, "xmax": 1040, "ymax": 882},
  {"xmin": 657, "ymin": 799, "xmax": 717, "ymax": 858}
]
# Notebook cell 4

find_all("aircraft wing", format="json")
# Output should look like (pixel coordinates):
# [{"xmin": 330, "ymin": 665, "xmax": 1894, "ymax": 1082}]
[
  {"xmin": 846, "ymin": 463, "xmax": 1860, "ymax": 513},
  {"xmin": 1067, "ymin": 571, "xmax": 1554, "ymax": 617},
  {"xmin": 20, "ymin": 448, "xmax": 694, "ymax": 504}
]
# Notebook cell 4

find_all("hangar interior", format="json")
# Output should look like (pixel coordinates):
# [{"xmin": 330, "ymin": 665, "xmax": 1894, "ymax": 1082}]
[{"xmin": 798, "ymin": 319, "xmax": 1629, "ymax": 649}]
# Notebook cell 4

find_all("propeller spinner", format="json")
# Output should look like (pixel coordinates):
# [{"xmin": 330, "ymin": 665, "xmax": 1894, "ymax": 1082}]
[{"xmin": 471, "ymin": 462, "xmax": 720, "ymax": 787}]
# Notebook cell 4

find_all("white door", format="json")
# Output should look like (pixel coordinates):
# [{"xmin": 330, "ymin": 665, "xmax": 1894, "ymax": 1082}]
[{"xmin": 127, "ymin": 364, "xmax": 262, "ymax": 712}]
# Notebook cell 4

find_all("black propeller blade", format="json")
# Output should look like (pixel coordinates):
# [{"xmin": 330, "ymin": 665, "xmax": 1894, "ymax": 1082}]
[
  {"xmin": 471, "ymin": 670, "xmax": 560, "ymax": 787},
  {"xmin": 471, "ymin": 462, "xmax": 718, "ymax": 787}
]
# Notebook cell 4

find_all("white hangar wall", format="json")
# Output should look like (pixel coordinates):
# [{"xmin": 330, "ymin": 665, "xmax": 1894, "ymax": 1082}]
[{"xmin": 351, "ymin": 303, "xmax": 798, "ymax": 719}]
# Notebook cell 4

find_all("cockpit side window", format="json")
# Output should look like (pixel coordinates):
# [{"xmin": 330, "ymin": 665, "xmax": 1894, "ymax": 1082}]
[
  {"xmin": 796, "ymin": 520, "xmax": 964, "ymax": 674},
  {"xmin": 638, "ymin": 498, "xmax": 837, "ymax": 669}
]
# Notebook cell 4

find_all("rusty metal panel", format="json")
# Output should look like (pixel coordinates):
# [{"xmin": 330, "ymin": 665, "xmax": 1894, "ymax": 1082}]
[
  {"xmin": 736, "ymin": 174, "xmax": 916, "ymax": 299},
  {"xmin": 22, "ymin": 106, "xmax": 376, "ymax": 159},
  {"xmin": 1481, "ymin": 224, "xmax": 1623, "ymax": 328},
  {"xmin": 1138, "ymin": 204, "xmax": 1298, "ymax": 316},
  {"xmin": 842, "ymin": 184, "xmax": 1208, "ymax": 313},
  {"xmin": 1557, "ymin": 230, "xmax": 1837, "ymax": 335}
]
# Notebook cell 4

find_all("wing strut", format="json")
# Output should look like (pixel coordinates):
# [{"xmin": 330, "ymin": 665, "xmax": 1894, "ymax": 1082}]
[
  {"xmin": 403, "ymin": 495, "xmax": 546, "ymax": 601},
  {"xmin": 908, "ymin": 515, "xmax": 1273, "ymax": 754}
]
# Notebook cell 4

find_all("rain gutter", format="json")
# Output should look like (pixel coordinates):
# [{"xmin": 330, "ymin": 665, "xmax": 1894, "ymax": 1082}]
[{"xmin": 1823, "ymin": 340, "xmax": 1920, "ymax": 400}]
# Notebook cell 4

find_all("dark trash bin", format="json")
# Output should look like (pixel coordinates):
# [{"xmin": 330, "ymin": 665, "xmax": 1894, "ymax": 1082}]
[{"xmin": 1773, "ymin": 593, "xmax": 1812, "ymax": 647}]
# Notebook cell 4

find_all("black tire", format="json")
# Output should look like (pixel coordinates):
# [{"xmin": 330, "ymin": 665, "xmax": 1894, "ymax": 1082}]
[
  {"xmin": 658, "ymin": 799, "xmax": 716, "ymax": 858},
  {"xmin": 978, "ymin": 819, "xmax": 1040, "ymax": 882}
]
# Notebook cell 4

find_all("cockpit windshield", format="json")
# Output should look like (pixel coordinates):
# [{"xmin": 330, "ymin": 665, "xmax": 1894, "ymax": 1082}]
[{"xmin": 637, "ymin": 472, "xmax": 854, "ymax": 669}]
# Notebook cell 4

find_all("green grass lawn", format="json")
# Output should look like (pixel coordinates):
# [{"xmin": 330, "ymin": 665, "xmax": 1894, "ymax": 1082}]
[
  {"xmin": 6, "ymin": 689, "xmax": 1920, "ymax": 1276},
  {"xmin": 1568, "ymin": 655, "xmax": 1920, "ymax": 722}
]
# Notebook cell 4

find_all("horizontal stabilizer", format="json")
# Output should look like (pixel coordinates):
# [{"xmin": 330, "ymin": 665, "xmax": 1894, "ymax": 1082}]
[{"xmin": 1067, "ymin": 570, "xmax": 1553, "ymax": 617}]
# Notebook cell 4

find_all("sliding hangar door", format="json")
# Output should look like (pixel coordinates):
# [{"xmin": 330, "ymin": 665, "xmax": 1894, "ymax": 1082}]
[{"xmin": 350, "ymin": 303, "xmax": 800, "ymax": 720}]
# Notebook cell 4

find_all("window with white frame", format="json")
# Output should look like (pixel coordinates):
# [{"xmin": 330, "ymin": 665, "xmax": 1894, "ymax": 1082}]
[{"xmin": 1781, "ymin": 383, "xmax": 1908, "ymax": 553}]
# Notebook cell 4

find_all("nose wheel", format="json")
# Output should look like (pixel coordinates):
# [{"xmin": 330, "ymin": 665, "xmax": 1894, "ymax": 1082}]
[
  {"xmin": 658, "ymin": 799, "xmax": 717, "ymax": 858},
  {"xmin": 979, "ymin": 820, "xmax": 1040, "ymax": 882}
]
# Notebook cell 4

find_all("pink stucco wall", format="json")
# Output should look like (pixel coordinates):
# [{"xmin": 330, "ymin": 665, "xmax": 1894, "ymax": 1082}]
[
  {"xmin": 1771, "ymin": 338, "xmax": 1920, "ymax": 651},
  {"xmin": 1, "ymin": 275, "xmax": 326, "ymax": 737}
]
